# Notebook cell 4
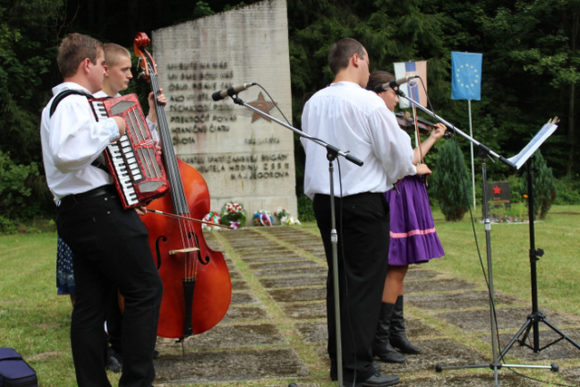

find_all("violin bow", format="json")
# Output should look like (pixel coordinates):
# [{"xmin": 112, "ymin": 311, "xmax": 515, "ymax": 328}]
[{"xmin": 146, "ymin": 209, "xmax": 234, "ymax": 229}]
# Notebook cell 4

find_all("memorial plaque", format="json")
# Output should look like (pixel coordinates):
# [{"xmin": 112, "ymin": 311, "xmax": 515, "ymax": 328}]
[
  {"xmin": 486, "ymin": 181, "xmax": 511, "ymax": 208},
  {"xmin": 152, "ymin": 0, "xmax": 296, "ymax": 224}
]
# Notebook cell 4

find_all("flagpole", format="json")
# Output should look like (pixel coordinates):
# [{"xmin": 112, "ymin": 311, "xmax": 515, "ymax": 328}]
[{"xmin": 468, "ymin": 99, "xmax": 476, "ymax": 209}]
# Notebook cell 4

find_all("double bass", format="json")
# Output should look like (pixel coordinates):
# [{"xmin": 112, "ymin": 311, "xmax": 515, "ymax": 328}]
[{"xmin": 134, "ymin": 32, "xmax": 231, "ymax": 339}]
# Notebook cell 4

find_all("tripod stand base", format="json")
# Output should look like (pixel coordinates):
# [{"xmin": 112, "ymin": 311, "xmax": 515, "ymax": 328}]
[
  {"xmin": 501, "ymin": 311, "xmax": 580, "ymax": 355},
  {"xmin": 435, "ymin": 362, "xmax": 558, "ymax": 372}
]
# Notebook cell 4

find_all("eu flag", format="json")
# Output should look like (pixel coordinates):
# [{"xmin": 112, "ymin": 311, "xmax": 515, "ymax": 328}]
[{"xmin": 451, "ymin": 51, "xmax": 482, "ymax": 101}]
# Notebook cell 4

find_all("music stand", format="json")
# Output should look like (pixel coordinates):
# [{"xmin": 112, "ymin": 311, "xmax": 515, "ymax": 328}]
[
  {"xmin": 219, "ymin": 88, "xmax": 363, "ymax": 387},
  {"xmin": 398, "ymin": 93, "xmax": 559, "ymax": 386},
  {"xmin": 496, "ymin": 120, "xmax": 580, "ymax": 358}
]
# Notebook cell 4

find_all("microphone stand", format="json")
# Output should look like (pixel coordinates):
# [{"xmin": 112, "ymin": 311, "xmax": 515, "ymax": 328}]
[
  {"xmin": 226, "ymin": 93, "xmax": 364, "ymax": 387},
  {"xmin": 397, "ymin": 94, "xmax": 555, "ymax": 385}
]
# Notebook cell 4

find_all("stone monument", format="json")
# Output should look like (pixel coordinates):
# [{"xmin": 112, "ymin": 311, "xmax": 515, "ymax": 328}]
[{"xmin": 152, "ymin": 0, "xmax": 296, "ymax": 224}]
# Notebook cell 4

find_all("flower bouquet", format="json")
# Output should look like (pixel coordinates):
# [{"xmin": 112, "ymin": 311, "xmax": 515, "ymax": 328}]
[
  {"xmin": 201, "ymin": 211, "xmax": 222, "ymax": 231},
  {"xmin": 220, "ymin": 201, "xmax": 246, "ymax": 229},
  {"xmin": 253, "ymin": 210, "xmax": 273, "ymax": 227},
  {"xmin": 274, "ymin": 207, "xmax": 301, "ymax": 225}
]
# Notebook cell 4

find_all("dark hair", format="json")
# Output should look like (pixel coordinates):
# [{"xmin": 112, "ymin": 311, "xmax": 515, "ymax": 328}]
[
  {"xmin": 327, "ymin": 38, "xmax": 366, "ymax": 75},
  {"xmin": 366, "ymin": 71, "xmax": 395, "ymax": 93},
  {"xmin": 57, "ymin": 33, "xmax": 103, "ymax": 78}
]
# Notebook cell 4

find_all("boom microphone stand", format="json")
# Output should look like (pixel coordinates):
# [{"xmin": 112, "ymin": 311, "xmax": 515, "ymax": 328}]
[
  {"xmin": 217, "ymin": 88, "xmax": 363, "ymax": 387},
  {"xmin": 397, "ymin": 93, "xmax": 555, "ymax": 385}
]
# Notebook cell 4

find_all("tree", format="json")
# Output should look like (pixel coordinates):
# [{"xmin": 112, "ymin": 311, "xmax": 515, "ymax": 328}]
[
  {"xmin": 430, "ymin": 140, "xmax": 472, "ymax": 220},
  {"xmin": 2, "ymin": 0, "xmax": 580, "ymax": 223},
  {"xmin": 0, "ymin": 1, "xmax": 66, "ymax": 165},
  {"xmin": 522, "ymin": 151, "xmax": 556, "ymax": 219}
]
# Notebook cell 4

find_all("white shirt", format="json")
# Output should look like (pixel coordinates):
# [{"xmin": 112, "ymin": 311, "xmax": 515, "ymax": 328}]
[
  {"xmin": 301, "ymin": 81, "xmax": 416, "ymax": 199},
  {"xmin": 40, "ymin": 82, "xmax": 120, "ymax": 203}
]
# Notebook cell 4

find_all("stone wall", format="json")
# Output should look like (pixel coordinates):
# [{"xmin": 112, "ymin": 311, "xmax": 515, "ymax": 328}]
[{"xmin": 152, "ymin": 0, "xmax": 296, "ymax": 224}]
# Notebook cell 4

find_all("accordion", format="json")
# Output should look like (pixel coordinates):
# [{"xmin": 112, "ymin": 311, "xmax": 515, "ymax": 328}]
[{"xmin": 89, "ymin": 94, "xmax": 169, "ymax": 209}]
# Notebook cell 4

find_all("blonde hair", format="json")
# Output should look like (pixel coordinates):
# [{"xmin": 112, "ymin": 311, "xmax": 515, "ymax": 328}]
[{"xmin": 103, "ymin": 43, "xmax": 131, "ymax": 67}]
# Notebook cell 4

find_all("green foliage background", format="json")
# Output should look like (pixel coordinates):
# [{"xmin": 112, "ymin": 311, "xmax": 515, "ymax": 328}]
[{"xmin": 1, "ymin": 0, "xmax": 578, "ymax": 223}]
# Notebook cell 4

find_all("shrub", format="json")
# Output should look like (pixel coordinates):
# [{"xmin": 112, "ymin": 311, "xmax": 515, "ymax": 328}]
[
  {"xmin": 0, "ymin": 150, "xmax": 39, "ymax": 221},
  {"xmin": 507, "ymin": 174, "xmax": 525, "ymax": 203},
  {"xmin": 553, "ymin": 174, "xmax": 580, "ymax": 204},
  {"xmin": 297, "ymin": 193, "xmax": 315, "ymax": 222},
  {"xmin": 430, "ymin": 141, "xmax": 472, "ymax": 221},
  {"xmin": 521, "ymin": 151, "xmax": 555, "ymax": 219},
  {"xmin": 0, "ymin": 215, "xmax": 18, "ymax": 234}
]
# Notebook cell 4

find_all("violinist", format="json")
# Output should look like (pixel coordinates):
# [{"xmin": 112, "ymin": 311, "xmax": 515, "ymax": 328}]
[
  {"xmin": 40, "ymin": 33, "xmax": 162, "ymax": 386},
  {"xmin": 366, "ymin": 70, "xmax": 445, "ymax": 363}
]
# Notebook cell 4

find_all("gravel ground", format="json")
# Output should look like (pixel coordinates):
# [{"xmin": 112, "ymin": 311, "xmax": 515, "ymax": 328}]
[{"xmin": 152, "ymin": 227, "xmax": 580, "ymax": 386}]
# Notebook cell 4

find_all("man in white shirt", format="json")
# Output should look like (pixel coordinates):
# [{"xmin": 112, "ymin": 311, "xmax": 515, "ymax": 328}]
[
  {"xmin": 301, "ymin": 38, "xmax": 417, "ymax": 387},
  {"xmin": 40, "ymin": 33, "xmax": 162, "ymax": 387}
]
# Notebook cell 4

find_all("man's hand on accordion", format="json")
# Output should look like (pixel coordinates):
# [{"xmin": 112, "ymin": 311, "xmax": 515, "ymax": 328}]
[{"xmin": 112, "ymin": 116, "xmax": 127, "ymax": 139}]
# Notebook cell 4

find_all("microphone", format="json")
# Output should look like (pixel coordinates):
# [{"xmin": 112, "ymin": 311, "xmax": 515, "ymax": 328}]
[
  {"xmin": 212, "ymin": 83, "xmax": 256, "ymax": 101},
  {"xmin": 380, "ymin": 75, "xmax": 419, "ymax": 91}
]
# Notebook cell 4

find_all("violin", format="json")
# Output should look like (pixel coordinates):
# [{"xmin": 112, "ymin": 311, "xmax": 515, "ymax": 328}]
[
  {"xmin": 395, "ymin": 111, "xmax": 451, "ymax": 139},
  {"xmin": 134, "ymin": 32, "xmax": 231, "ymax": 339}
]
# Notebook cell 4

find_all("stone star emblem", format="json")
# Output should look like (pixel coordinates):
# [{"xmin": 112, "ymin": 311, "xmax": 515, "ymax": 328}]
[{"xmin": 247, "ymin": 91, "xmax": 276, "ymax": 123}]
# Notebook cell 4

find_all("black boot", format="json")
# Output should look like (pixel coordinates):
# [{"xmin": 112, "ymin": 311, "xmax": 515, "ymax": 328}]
[
  {"xmin": 372, "ymin": 302, "xmax": 405, "ymax": 363},
  {"xmin": 390, "ymin": 295, "xmax": 421, "ymax": 354}
]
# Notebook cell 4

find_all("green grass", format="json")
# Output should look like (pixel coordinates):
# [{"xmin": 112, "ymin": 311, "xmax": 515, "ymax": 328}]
[
  {"xmin": 1, "ymin": 205, "xmax": 579, "ymax": 385},
  {"xmin": 429, "ymin": 205, "xmax": 580, "ymax": 317}
]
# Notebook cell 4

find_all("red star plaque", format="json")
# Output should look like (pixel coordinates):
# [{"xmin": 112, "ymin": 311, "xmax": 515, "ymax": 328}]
[{"xmin": 247, "ymin": 91, "xmax": 276, "ymax": 123}]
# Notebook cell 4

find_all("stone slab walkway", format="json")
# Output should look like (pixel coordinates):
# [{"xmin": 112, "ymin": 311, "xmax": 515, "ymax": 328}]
[{"xmin": 153, "ymin": 227, "xmax": 580, "ymax": 386}]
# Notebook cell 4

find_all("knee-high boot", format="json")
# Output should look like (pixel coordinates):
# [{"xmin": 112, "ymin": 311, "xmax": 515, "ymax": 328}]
[
  {"xmin": 390, "ymin": 295, "xmax": 421, "ymax": 354},
  {"xmin": 372, "ymin": 302, "xmax": 405, "ymax": 363}
]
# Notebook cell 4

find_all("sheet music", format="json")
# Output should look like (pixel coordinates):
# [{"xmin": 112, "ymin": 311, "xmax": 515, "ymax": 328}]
[{"xmin": 507, "ymin": 119, "xmax": 558, "ymax": 169}]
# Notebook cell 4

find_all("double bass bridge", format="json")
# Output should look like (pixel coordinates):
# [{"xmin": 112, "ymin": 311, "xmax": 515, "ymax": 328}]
[{"xmin": 168, "ymin": 247, "xmax": 200, "ymax": 255}]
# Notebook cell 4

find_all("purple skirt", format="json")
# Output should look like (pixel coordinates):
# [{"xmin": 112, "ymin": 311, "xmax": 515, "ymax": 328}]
[{"xmin": 386, "ymin": 175, "xmax": 444, "ymax": 266}]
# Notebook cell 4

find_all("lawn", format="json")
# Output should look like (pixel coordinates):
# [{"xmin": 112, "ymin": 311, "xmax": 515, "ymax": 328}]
[{"xmin": 430, "ymin": 204, "xmax": 580, "ymax": 317}]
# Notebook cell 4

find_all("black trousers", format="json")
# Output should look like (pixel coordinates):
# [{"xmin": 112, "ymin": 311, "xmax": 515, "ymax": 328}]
[
  {"xmin": 313, "ymin": 193, "xmax": 389, "ymax": 383},
  {"xmin": 57, "ymin": 188, "xmax": 162, "ymax": 387}
]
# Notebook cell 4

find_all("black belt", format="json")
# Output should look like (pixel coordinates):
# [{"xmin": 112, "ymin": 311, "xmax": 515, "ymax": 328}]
[{"xmin": 60, "ymin": 185, "xmax": 115, "ymax": 207}]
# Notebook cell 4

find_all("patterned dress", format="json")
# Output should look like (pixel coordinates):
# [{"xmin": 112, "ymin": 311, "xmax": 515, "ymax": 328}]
[
  {"xmin": 56, "ymin": 235, "xmax": 75, "ymax": 295},
  {"xmin": 386, "ymin": 175, "xmax": 444, "ymax": 266}
]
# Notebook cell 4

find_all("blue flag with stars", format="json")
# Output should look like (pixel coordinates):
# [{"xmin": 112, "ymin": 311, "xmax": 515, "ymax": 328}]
[{"xmin": 451, "ymin": 51, "xmax": 482, "ymax": 101}]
